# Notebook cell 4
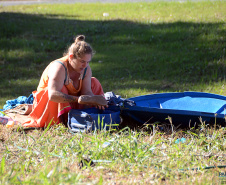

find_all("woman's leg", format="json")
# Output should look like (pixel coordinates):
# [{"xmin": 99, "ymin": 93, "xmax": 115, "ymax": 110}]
[{"xmin": 91, "ymin": 77, "xmax": 105, "ymax": 96}]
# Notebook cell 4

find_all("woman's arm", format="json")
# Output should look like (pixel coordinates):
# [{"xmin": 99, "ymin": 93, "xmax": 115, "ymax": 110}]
[
  {"xmin": 80, "ymin": 65, "xmax": 94, "ymax": 96},
  {"xmin": 47, "ymin": 62, "xmax": 79, "ymax": 103},
  {"xmin": 80, "ymin": 66, "xmax": 107, "ymax": 110}
]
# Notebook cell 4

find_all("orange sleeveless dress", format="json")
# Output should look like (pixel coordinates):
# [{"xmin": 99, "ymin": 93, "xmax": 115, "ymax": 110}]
[{"xmin": 22, "ymin": 56, "xmax": 104, "ymax": 128}]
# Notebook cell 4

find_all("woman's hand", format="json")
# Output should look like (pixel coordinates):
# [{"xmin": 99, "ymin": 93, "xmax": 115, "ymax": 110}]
[
  {"xmin": 95, "ymin": 104, "xmax": 108, "ymax": 110},
  {"xmin": 78, "ymin": 95, "xmax": 107, "ymax": 106}
]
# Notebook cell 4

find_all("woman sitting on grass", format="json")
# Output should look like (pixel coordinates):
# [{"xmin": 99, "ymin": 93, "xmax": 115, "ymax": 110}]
[{"xmin": 22, "ymin": 35, "xmax": 107, "ymax": 128}]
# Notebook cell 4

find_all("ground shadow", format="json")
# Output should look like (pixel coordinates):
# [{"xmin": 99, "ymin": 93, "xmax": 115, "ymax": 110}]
[{"xmin": 0, "ymin": 12, "xmax": 225, "ymax": 103}]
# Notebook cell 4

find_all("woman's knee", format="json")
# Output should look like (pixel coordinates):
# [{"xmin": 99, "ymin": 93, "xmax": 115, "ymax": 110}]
[{"xmin": 91, "ymin": 77, "xmax": 104, "ymax": 95}]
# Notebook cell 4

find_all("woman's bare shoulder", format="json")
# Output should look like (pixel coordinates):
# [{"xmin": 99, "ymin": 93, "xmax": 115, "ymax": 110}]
[{"xmin": 48, "ymin": 61, "xmax": 67, "ymax": 79}]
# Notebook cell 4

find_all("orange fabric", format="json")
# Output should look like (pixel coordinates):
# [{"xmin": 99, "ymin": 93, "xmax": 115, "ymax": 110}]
[
  {"xmin": 37, "ymin": 56, "xmax": 83, "ymax": 95},
  {"xmin": 22, "ymin": 55, "xmax": 104, "ymax": 128},
  {"xmin": 22, "ymin": 89, "xmax": 60, "ymax": 128}
]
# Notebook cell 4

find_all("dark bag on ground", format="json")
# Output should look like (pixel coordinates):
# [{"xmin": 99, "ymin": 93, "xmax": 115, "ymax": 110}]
[{"xmin": 67, "ymin": 108, "xmax": 121, "ymax": 133}]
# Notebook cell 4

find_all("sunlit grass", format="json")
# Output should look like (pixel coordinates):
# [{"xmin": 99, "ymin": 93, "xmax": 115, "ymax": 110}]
[
  {"xmin": 1, "ymin": 2, "xmax": 225, "ymax": 22},
  {"xmin": 0, "ymin": 2, "xmax": 226, "ymax": 184},
  {"xmin": 0, "ymin": 2, "xmax": 225, "ymax": 107},
  {"xmin": 0, "ymin": 123, "xmax": 226, "ymax": 184}
]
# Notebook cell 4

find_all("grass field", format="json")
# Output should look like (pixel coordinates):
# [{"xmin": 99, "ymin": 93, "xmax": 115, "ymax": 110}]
[{"xmin": 0, "ymin": 1, "xmax": 226, "ymax": 184}]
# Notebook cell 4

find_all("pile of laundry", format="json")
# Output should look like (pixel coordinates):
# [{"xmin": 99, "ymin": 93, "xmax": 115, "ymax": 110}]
[
  {"xmin": 0, "ymin": 94, "xmax": 34, "ymax": 127},
  {"xmin": 2, "ymin": 94, "xmax": 34, "ymax": 111}
]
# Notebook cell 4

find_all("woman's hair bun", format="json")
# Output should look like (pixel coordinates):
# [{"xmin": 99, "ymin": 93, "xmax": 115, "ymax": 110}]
[
  {"xmin": 64, "ymin": 34, "xmax": 93, "ymax": 57},
  {"xmin": 75, "ymin": 35, "xmax": 85, "ymax": 43}
]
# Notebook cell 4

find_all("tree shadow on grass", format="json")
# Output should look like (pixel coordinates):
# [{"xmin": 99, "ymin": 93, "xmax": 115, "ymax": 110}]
[{"xmin": 0, "ymin": 12, "xmax": 225, "ymax": 103}]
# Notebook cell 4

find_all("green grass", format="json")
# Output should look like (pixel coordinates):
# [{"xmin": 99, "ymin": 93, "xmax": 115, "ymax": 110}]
[
  {"xmin": 0, "ymin": 1, "xmax": 225, "ymax": 106},
  {"xmin": 0, "ymin": 123, "xmax": 226, "ymax": 184},
  {"xmin": 0, "ymin": 1, "xmax": 226, "ymax": 184}
]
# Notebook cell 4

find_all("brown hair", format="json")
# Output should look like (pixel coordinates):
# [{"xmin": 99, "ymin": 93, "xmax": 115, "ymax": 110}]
[{"xmin": 65, "ymin": 35, "xmax": 94, "ymax": 59}]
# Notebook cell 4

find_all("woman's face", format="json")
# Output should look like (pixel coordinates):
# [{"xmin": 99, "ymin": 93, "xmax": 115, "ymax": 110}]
[{"xmin": 70, "ymin": 53, "xmax": 92, "ymax": 73}]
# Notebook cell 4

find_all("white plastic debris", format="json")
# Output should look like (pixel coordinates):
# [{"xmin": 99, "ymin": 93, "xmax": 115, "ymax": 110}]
[{"xmin": 103, "ymin": 13, "xmax": 109, "ymax": 17}]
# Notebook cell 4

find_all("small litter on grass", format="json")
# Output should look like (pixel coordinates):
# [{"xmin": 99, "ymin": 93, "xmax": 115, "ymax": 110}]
[
  {"xmin": 103, "ymin": 13, "xmax": 109, "ymax": 17},
  {"xmin": 102, "ymin": 138, "xmax": 115, "ymax": 148},
  {"xmin": 79, "ymin": 157, "xmax": 95, "ymax": 169},
  {"xmin": 175, "ymin": 137, "xmax": 186, "ymax": 144},
  {"xmin": 47, "ymin": 169, "xmax": 54, "ymax": 178},
  {"xmin": 79, "ymin": 156, "xmax": 112, "ymax": 169},
  {"xmin": 102, "ymin": 142, "xmax": 111, "ymax": 148}
]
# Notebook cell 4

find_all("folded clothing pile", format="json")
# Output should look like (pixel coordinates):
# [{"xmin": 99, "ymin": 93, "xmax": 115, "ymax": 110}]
[
  {"xmin": 3, "ymin": 94, "xmax": 33, "ymax": 111},
  {"xmin": 104, "ymin": 92, "xmax": 136, "ymax": 106}
]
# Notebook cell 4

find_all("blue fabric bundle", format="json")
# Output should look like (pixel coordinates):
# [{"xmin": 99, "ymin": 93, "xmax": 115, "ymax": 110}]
[
  {"xmin": 3, "ymin": 94, "xmax": 34, "ymax": 111},
  {"xmin": 68, "ymin": 108, "xmax": 121, "ymax": 133},
  {"xmin": 104, "ymin": 91, "xmax": 136, "ymax": 107}
]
